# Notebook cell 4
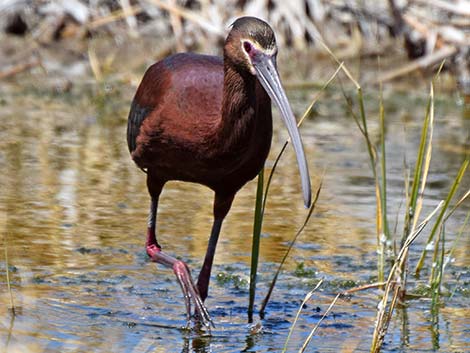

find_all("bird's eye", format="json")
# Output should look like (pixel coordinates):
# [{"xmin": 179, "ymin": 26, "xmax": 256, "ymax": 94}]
[{"xmin": 243, "ymin": 41, "xmax": 253, "ymax": 54}]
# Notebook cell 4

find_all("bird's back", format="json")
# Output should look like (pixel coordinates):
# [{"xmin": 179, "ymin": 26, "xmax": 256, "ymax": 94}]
[{"xmin": 127, "ymin": 53, "xmax": 224, "ymax": 166}]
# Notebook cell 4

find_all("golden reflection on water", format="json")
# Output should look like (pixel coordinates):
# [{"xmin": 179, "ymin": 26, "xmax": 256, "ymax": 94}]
[{"xmin": 1, "ymin": 85, "xmax": 467, "ymax": 269}]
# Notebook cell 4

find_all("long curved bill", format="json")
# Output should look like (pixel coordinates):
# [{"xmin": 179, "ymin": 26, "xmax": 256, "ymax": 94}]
[{"xmin": 253, "ymin": 53, "xmax": 312, "ymax": 208}]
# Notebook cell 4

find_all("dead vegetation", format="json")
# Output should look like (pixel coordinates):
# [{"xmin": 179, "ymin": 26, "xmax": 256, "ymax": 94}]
[{"xmin": 0, "ymin": 0, "xmax": 469, "ymax": 93}]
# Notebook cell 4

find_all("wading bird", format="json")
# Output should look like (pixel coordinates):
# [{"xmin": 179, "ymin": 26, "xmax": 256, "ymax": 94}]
[{"xmin": 127, "ymin": 16, "xmax": 311, "ymax": 328}]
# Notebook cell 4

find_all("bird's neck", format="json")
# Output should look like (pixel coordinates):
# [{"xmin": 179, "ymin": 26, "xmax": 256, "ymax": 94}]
[
  {"xmin": 217, "ymin": 63, "xmax": 270, "ymax": 153},
  {"xmin": 221, "ymin": 63, "xmax": 256, "ymax": 122}
]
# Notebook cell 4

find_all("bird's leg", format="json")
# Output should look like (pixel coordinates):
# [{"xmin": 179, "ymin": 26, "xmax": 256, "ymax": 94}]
[
  {"xmin": 146, "ymin": 196, "xmax": 161, "ymax": 256},
  {"xmin": 197, "ymin": 218, "xmax": 223, "ymax": 302},
  {"xmin": 197, "ymin": 192, "xmax": 235, "ymax": 302},
  {"xmin": 145, "ymin": 194, "xmax": 213, "ymax": 329}
]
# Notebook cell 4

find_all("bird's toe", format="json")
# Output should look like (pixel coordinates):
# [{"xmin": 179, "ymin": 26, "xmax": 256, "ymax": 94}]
[{"xmin": 172, "ymin": 260, "xmax": 214, "ymax": 329}]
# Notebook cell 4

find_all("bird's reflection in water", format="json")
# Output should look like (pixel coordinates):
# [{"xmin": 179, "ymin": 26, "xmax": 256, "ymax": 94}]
[{"xmin": 181, "ymin": 334, "xmax": 212, "ymax": 353}]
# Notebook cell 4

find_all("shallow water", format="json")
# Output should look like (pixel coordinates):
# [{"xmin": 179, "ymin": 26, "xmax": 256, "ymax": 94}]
[{"xmin": 0, "ymin": 52, "xmax": 469, "ymax": 353}]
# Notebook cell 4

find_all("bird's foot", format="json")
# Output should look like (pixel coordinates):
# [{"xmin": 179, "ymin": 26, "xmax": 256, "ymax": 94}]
[
  {"xmin": 147, "ymin": 248, "xmax": 214, "ymax": 330},
  {"xmin": 173, "ymin": 260, "xmax": 214, "ymax": 331}
]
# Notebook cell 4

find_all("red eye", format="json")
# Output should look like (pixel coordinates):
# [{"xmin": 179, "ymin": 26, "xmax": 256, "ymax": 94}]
[{"xmin": 243, "ymin": 41, "xmax": 253, "ymax": 54}]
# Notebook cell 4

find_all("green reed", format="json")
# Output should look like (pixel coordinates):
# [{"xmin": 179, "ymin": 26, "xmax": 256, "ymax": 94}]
[
  {"xmin": 344, "ymin": 85, "xmax": 390, "ymax": 283},
  {"xmin": 248, "ymin": 168, "xmax": 264, "ymax": 323},
  {"xmin": 416, "ymin": 157, "xmax": 469, "ymax": 277},
  {"xmin": 428, "ymin": 159, "xmax": 469, "ymax": 309}
]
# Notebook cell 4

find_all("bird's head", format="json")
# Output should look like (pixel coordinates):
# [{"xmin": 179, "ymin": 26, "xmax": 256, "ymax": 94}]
[
  {"xmin": 225, "ymin": 17, "xmax": 312, "ymax": 208},
  {"xmin": 225, "ymin": 16, "xmax": 277, "ymax": 75}
]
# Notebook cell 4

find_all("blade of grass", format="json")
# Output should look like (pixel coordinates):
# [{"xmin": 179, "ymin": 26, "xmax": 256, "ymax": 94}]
[
  {"xmin": 376, "ymin": 81, "xmax": 391, "ymax": 285},
  {"xmin": 335, "ymin": 57, "xmax": 396, "ymax": 287},
  {"xmin": 248, "ymin": 168, "xmax": 264, "ymax": 323},
  {"xmin": 402, "ymin": 107, "xmax": 428, "ymax": 235},
  {"xmin": 442, "ymin": 191, "xmax": 470, "ymax": 281},
  {"xmin": 447, "ymin": 210, "xmax": 470, "ymax": 299},
  {"xmin": 299, "ymin": 292, "xmax": 341, "ymax": 353},
  {"xmin": 404, "ymin": 62, "xmax": 445, "ymax": 248},
  {"xmin": 429, "ymin": 162, "xmax": 469, "ymax": 302},
  {"xmin": 403, "ymin": 83, "xmax": 434, "ymax": 242},
  {"xmin": 415, "ymin": 157, "xmax": 469, "ymax": 276},
  {"xmin": 379, "ymin": 86, "xmax": 390, "ymax": 241},
  {"xmin": 443, "ymin": 188, "xmax": 470, "ymax": 221},
  {"xmin": 5, "ymin": 310, "xmax": 15, "ymax": 351},
  {"xmin": 315, "ymin": 38, "xmax": 360, "ymax": 90},
  {"xmin": 377, "ymin": 55, "xmax": 390, "ymax": 247},
  {"xmin": 88, "ymin": 45, "xmax": 103, "ymax": 82},
  {"xmin": 430, "ymin": 222, "xmax": 446, "ymax": 307},
  {"xmin": 281, "ymin": 279, "xmax": 324, "ymax": 353},
  {"xmin": 341, "ymin": 85, "xmax": 386, "ymax": 282},
  {"xmin": 259, "ymin": 178, "xmax": 323, "ymax": 318}
]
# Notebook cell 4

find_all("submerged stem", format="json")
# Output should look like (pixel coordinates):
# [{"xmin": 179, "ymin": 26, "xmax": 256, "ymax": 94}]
[{"xmin": 248, "ymin": 169, "xmax": 265, "ymax": 322}]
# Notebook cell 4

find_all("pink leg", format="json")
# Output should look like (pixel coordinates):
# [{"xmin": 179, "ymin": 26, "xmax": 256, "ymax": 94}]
[{"xmin": 146, "ymin": 197, "xmax": 213, "ymax": 329}]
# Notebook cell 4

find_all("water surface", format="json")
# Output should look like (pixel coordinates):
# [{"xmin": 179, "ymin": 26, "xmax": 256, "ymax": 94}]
[{"xmin": 0, "ymin": 47, "xmax": 469, "ymax": 352}]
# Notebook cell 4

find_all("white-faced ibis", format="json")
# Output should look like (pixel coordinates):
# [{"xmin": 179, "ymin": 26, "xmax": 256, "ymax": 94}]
[{"xmin": 127, "ymin": 16, "xmax": 311, "ymax": 328}]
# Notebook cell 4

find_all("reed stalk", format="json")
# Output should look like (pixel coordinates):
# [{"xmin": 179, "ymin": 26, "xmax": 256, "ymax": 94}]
[
  {"xmin": 344, "ymin": 87, "xmax": 388, "ymax": 282},
  {"xmin": 402, "ymin": 85, "xmax": 434, "ymax": 246},
  {"xmin": 379, "ymin": 89, "xmax": 390, "ymax": 242},
  {"xmin": 248, "ymin": 168, "xmax": 264, "ymax": 323}
]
